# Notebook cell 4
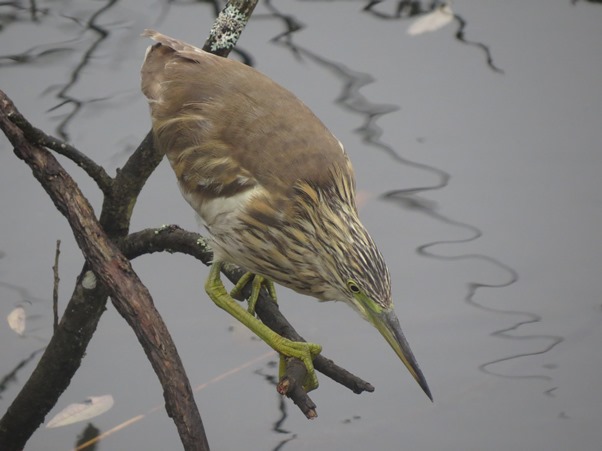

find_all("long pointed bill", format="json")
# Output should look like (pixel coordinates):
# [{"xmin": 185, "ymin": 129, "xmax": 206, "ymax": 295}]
[{"xmin": 371, "ymin": 308, "xmax": 432, "ymax": 400}]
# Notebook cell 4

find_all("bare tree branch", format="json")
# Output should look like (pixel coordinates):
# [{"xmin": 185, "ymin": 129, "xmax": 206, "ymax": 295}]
[
  {"xmin": 8, "ymin": 111, "xmax": 113, "ymax": 193},
  {"xmin": 0, "ymin": 91, "xmax": 209, "ymax": 451}
]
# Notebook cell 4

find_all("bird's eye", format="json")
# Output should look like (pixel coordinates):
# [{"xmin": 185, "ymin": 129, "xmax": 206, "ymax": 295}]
[{"xmin": 347, "ymin": 280, "xmax": 361, "ymax": 294}]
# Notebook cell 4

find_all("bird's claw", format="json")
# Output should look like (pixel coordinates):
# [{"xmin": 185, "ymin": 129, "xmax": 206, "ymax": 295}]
[
  {"xmin": 208, "ymin": 263, "xmax": 320, "ymax": 392},
  {"xmin": 277, "ymin": 339, "xmax": 322, "ymax": 392},
  {"xmin": 230, "ymin": 272, "xmax": 277, "ymax": 315}
]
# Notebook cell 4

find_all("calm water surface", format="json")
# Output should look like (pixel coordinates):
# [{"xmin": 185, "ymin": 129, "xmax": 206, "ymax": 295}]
[{"xmin": 1, "ymin": 1, "xmax": 601, "ymax": 450}]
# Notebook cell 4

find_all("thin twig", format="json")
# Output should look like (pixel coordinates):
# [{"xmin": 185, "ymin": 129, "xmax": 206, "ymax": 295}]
[
  {"xmin": 8, "ymin": 111, "xmax": 113, "ymax": 194},
  {"xmin": 277, "ymin": 358, "xmax": 317, "ymax": 419},
  {"xmin": 52, "ymin": 239, "xmax": 61, "ymax": 332}
]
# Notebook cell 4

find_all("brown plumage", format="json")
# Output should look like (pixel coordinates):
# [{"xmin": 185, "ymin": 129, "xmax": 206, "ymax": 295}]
[
  {"xmin": 141, "ymin": 29, "xmax": 372, "ymax": 301},
  {"xmin": 141, "ymin": 31, "xmax": 351, "ymax": 197},
  {"xmin": 141, "ymin": 30, "xmax": 431, "ymax": 399}
]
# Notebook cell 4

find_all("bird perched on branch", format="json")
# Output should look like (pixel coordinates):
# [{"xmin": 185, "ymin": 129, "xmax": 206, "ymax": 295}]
[{"xmin": 141, "ymin": 29, "xmax": 431, "ymax": 399}]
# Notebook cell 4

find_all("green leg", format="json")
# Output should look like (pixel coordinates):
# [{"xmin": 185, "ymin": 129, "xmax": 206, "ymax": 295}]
[
  {"xmin": 228, "ymin": 271, "xmax": 289, "ymax": 381},
  {"xmin": 206, "ymin": 262, "xmax": 322, "ymax": 391},
  {"xmin": 230, "ymin": 272, "xmax": 277, "ymax": 315}
]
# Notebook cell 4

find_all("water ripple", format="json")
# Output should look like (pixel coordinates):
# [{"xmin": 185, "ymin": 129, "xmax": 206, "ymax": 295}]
[{"xmin": 362, "ymin": 0, "xmax": 504, "ymax": 73}]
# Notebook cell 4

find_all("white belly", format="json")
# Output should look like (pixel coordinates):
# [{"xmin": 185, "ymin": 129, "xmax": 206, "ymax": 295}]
[{"xmin": 179, "ymin": 183, "xmax": 263, "ymax": 262}]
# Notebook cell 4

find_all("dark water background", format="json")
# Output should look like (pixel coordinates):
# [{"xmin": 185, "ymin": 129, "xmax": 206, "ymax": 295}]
[{"xmin": 1, "ymin": 1, "xmax": 602, "ymax": 449}]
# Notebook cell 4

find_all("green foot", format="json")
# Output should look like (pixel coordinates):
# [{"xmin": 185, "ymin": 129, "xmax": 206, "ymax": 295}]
[
  {"xmin": 230, "ymin": 272, "xmax": 277, "ymax": 315},
  {"xmin": 206, "ymin": 262, "xmax": 321, "ymax": 391},
  {"xmin": 277, "ymin": 343, "xmax": 321, "ymax": 391}
]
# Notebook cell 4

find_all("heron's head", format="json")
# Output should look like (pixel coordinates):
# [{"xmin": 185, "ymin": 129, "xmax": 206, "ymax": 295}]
[
  {"xmin": 304, "ymin": 179, "xmax": 432, "ymax": 400},
  {"xmin": 337, "ymin": 222, "xmax": 432, "ymax": 401},
  {"xmin": 289, "ymin": 171, "xmax": 431, "ymax": 399}
]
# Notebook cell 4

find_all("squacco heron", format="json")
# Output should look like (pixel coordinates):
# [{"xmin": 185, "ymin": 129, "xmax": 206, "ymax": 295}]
[{"xmin": 141, "ymin": 30, "xmax": 431, "ymax": 399}]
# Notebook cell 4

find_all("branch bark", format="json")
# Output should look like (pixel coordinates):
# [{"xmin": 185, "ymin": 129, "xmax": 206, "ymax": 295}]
[{"xmin": 0, "ymin": 92, "xmax": 209, "ymax": 451}]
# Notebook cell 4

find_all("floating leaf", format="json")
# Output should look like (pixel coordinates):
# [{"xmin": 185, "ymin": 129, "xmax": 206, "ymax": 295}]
[
  {"xmin": 46, "ymin": 395, "xmax": 114, "ymax": 428},
  {"xmin": 407, "ymin": 4, "xmax": 454, "ymax": 36},
  {"xmin": 7, "ymin": 306, "xmax": 26, "ymax": 335}
]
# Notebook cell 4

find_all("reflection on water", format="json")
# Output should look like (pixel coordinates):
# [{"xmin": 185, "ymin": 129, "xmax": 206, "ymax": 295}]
[
  {"xmin": 0, "ymin": 348, "xmax": 46, "ymax": 401},
  {"xmin": 75, "ymin": 423, "xmax": 100, "ymax": 451},
  {"xmin": 362, "ymin": 0, "xmax": 504, "ymax": 73},
  {"xmin": 385, "ymin": 189, "xmax": 563, "ymax": 386},
  {"xmin": 0, "ymin": 277, "xmax": 49, "ymax": 399},
  {"xmin": 47, "ymin": 0, "xmax": 119, "ymax": 141},
  {"xmin": 254, "ymin": 363, "xmax": 298, "ymax": 450},
  {"xmin": 3, "ymin": 0, "xmax": 600, "ymax": 449},
  {"xmin": 0, "ymin": 0, "xmax": 122, "ymax": 141}
]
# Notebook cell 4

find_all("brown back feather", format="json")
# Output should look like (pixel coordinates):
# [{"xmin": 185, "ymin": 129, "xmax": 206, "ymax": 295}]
[{"xmin": 140, "ymin": 30, "xmax": 354, "ymax": 206}]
